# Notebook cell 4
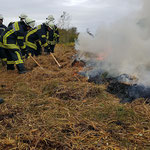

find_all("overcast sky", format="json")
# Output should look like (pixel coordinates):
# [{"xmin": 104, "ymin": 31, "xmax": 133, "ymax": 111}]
[{"xmin": 1, "ymin": 0, "xmax": 141, "ymax": 32}]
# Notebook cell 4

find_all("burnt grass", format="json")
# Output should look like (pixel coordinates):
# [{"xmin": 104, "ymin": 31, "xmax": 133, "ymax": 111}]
[{"xmin": 0, "ymin": 44, "xmax": 150, "ymax": 149}]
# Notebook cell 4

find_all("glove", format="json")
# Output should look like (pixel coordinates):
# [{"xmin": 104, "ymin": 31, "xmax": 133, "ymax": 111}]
[
  {"xmin": 50, "ymin": 49, "xmax": 54, "ymax": 53},
  {"xmin": 44, "ymin": 48, "xmax": 48, "ymax": 52}
]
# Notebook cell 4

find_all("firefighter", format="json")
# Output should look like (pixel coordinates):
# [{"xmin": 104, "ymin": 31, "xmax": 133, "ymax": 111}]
[
  {"xmin": 0, "ymin": 14, "xmax": 7, "ymax": 66},
  {"xmin": 45, "ymin": 15, "xmax": 59, "ymax": 54},
  {"xmin": 8, "ymin": 13, "xmax": 28, "ymax": 27},
  {"xmin": 8, "ymin": 14, "xmax": 29, "ymax": 59},
  {"xmin": 1, "ymin": 17, "xmax": 35, "ymax": 74},
  {"xmin": 25, "ymin": 21, "xmax": 52, "ymax": 56}
]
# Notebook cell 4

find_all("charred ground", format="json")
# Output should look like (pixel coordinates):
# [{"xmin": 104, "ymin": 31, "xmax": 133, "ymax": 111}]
[{"xmin": 0, "ymin": 44, "xmax": 150, "ymax": 150}]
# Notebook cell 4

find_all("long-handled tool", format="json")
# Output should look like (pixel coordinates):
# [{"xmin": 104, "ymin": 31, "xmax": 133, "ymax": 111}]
[
  {"xmin": 29, "ymin": 54, "xmax": 44, "ymax": 70},
  {"xmin": 50, "ymin": 53, "xmax": 62, "ymax": 68}
]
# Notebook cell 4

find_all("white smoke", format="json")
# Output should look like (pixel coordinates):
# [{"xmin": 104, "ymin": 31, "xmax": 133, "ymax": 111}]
[{"xmin": 76, "ymin": 0, "xmax": 150, "ymax": 86}]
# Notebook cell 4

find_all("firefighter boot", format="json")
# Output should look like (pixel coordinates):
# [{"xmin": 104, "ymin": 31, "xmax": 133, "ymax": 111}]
[
  {"xmin": 0, "ymin": 98, "xmax": 4, "ymax": 104},
  {"xmin": 16, "ymin": 64, "xmax": 27, "ymax": 74},
  {"xmin": 7, "ymin": 64, "xmax": 15, "ymax": 70}
]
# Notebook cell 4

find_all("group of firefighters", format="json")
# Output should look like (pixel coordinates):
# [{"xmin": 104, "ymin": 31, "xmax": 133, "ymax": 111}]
[{"xmin": 0, "ymin": 14, "xmax": 59, "ymax": 74}]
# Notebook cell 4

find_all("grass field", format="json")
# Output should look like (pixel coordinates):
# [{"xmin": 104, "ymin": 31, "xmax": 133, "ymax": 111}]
[{"xmin": 0, "ymin": 44, "xmax": 150, "ymax": 150}]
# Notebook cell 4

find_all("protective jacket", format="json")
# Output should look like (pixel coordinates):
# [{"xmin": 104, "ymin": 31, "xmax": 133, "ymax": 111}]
[
  {"xmin": 0, "ymin": 21, "xmax": 28, "ymax": 72},
  {"xmin": 0, "ymin": 24, "xmax": 7, "ymax": 48},
  {"xmin": 0, "ymin": 24, "xmax": 7, "ymax": 61},
  {"xmin": 26, "ymin": 23, "xmax": 49, "ymax": 51},
  {"xmin": 8, "ymin": 22, "xmax": 15, "ymax": 28},
  {"xmin": 47, "ymin": 25, "xmax": 59, "ymax": 45},
  {"xmin": 0, "ymin": 24, "xmax": 7, "ymax": 35},
  {"xmin": 1, "ymin": 21, "xmax": 27, "ymax": 50}
]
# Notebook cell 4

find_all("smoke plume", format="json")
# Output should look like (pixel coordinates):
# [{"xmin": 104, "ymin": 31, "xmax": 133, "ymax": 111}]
[{"xmin": 76, "ymin": 0, "xmax": 150, "ymax": 86}]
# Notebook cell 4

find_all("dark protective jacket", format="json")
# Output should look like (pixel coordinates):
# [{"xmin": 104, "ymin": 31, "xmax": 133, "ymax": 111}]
[
  {"xmin": 47, "ymin": 25, "xmax": 59, "ymax": 45},
  {"xmin": 8, "ymin": 22, "xmax": 15, "ymax": 28},
  {"xmin": 1, "ymin": 21, "xmax": 27, "ymax": 50},
  {"xmin": 0, "ymin": 24, "xmax": 7, "ymax": 48},
  {"xmin": 0, "ymin": 24, "xmax": 7, "ymax": 35},
  {"xmin": 25, "ymin": 23, "xmax": 49, "ymax": 50}
]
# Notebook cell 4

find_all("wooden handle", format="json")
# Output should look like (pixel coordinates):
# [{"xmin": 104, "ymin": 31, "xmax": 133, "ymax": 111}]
[
  {"xmin": 29, "ymin": 54, "xmax": 44, "ymax": 69},
  {"xmin": 50, "ymin": 53, "xmax": 61, "ymax": 68}
]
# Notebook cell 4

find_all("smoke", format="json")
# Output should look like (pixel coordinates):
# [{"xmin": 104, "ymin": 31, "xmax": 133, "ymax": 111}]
[{"xmin": 76, "ymin": 0, "xmax": 150, "ymax": 86}]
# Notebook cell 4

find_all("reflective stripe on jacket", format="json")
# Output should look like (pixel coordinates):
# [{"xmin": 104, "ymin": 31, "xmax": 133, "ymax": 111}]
[
  {"xmin": 46, "ymin": 25, "xmax": 59, "ymax": 45},
  {"xmin": 25, "ymin": 23, "xmax": 49, "ymax": 50},
  {"xmin": 1, "ymin": 21, "xmax": 27, "ymax": 50}
]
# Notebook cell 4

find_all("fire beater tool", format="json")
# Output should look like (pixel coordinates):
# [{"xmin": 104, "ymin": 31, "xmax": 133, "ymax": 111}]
[
  {"xmin": 50, "ymin": 53, "xmax": 62, "ymax": 68},
  {"xmin": 29, "ymin": 54, "xmax": 44, "ymax": 70}
]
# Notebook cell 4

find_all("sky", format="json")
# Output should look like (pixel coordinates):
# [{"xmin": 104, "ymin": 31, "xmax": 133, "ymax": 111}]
[{"xmin": 0, "ymin": 0, "xmax": 141, "ymax": 32}]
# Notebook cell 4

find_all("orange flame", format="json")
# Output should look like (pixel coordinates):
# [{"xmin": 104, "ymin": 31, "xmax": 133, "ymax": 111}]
[{"xmin": 96, "ymin": 52, "xmax": 108, "ymax": 61}]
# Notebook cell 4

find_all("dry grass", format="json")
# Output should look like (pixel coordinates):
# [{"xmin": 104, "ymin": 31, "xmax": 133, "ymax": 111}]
[{"xmin": 0, "ymin": 44, "xmax": 150, "ymax": 150}]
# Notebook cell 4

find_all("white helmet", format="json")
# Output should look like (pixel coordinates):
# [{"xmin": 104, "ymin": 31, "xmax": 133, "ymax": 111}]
[
  {"xmin": 19, "ymin": 13, "xmax": 28, "ymax": 19},
  {"xmin": 45, "ymin": 20, "xmax": 54, "ymax": 26},
  {"xmin": 46, "ymin": 21, "xmax": 54, "ymax": 29},
  {"xmin": 24, "ymin": 17, "xmax": 35, "ymax": 28},
  {"xmin": 46, "ymin": 15, "xmax": 55, "ymax": 21},
  {"xmin": 47, "ymin": 21, "xmax": 55, "ymax": 30},
  {"xmin": 0, "ymin": 14, "xmax": 3, "ymax": 20}
]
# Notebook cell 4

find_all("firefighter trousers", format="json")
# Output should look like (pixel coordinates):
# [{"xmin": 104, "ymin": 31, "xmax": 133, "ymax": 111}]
[
  {"xmin": 5, "ymin": 49, "xmax": 26, "ymax": 72},
  {"xmin": 0, "ymin": 47, "xmax": 7, "ymax": 61}
]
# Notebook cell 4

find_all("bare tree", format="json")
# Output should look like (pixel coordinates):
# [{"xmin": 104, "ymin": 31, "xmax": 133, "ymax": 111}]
[{"xmin": 57, "ymin": 11, "xmax": 71, "ymax": 30}]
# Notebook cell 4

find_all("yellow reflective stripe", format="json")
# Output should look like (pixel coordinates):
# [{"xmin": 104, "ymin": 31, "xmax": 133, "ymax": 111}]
[
  {"xmin": 47, "ymin": 41, "xmax": 56, "ymax": 45},
  {"xmin": 42, "ymin": 35, "xmax": 46, "ymax": 38},
  {"xmin": 42, "ymin": 42, "xmax": 48, "ymax": 47},
  {"xmin": 0, "ymin": 27, "xmax": 6, "ymax": 31},
  {"xmin": 2, "ymin": 58, "xmax": 7, "ymax": 61},
  {"xmin": 26, "ymin": 28, "xmax": 37, "ymax": 41},
  {"xmin": 14, "ymin": 22, "xmax": 19, "ymax": 31},
  {"xmin": 25, "ymin": 29, "xmax": 37, "ymax": 50},
  {"xmin": 37, "ymin": 25, "xmax": 41, "ymax": 30},
  {"xmin": 3, "ymin": 29, "xmax": 14, "ymax": 45},
  {"xmin": 17, "ymin": 36, "xmax": 24, "ymax": 39},
  {"xmin": 1, "ymin": 44, "xmax": 6, "ymax": 48},
  {"xmin": 0, "ymin": 42, "xmax": 2, "ymax": 47},
  {"xmin": 26, "ymin": 41, "xmax": 37, "ymax": 50},
  {"xmin": 3, "ymin": 44, "xmax": 20, "ymax": 49},
  {"xmin": 20, "ymin": 44, "xmax": 26, "ymax": 49},
  {"xmin": 46, "ymin": 31, "xmax": 49, "ymax": 39},
  {"xmin": 7, "ymin": 61, "xmax": 15, "ymax": 64},
  {"xmin": 15, "ymin": 51, "xmax": 23, "ymax": 64}
]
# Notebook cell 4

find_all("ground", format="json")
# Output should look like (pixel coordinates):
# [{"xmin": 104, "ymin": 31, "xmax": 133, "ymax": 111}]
[{"xmin": 0, "ymin": 44, "xmax": 150, "ymax": 150}]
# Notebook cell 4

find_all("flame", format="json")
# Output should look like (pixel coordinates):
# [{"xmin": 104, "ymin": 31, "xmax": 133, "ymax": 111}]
[
  {"xmin": 96, "ymin": 53, "xmax": 107, "ymax": 61},
  {"xmin": 72, "ymin": 61, "xmax": 84, "ymax": 76}
]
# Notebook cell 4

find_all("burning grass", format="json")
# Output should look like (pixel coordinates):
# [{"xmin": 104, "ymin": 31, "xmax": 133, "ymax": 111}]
[{"xmin": 0, "ymin": 44, "xmax": 150, "ymax": 149}]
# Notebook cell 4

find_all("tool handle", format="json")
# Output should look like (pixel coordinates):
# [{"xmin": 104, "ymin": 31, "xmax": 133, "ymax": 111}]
[
  {"xmin": 29, "ymin": 54, "xmax": 44, "ymax": 69},
  {"xmin": 50, "ymin": 53, "xmax": 61, "ymax": 68}
]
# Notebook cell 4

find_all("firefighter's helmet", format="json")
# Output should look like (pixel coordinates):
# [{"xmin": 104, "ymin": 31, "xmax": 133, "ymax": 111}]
[
  {"xmin": 47, "ymin": 21, "xmax": 55, "ymax": 30},
  {"xmin": 19, "ymin": 13, "xmax": 28, "ymax": 19},
  {"xmin": 46, "ymin": 15, "xmax": 55, "ymax": 21},
  {"xmin": 24, "ymin": 17, "xmax": 35, "ymax": 28}
]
